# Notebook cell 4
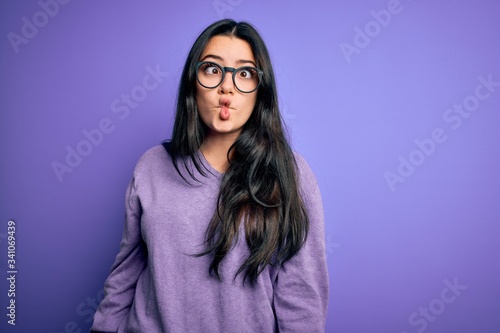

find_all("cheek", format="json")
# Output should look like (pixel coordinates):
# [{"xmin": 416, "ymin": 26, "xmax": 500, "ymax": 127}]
[{"xmin": 195, "ymin": 89, "xmax": 210, "ymax": 113}]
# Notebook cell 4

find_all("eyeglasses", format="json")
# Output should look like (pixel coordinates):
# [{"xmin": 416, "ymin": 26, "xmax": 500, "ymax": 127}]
[{"xmin": 196, "ymin": 61, "xmax": 263, "ymax": 93}]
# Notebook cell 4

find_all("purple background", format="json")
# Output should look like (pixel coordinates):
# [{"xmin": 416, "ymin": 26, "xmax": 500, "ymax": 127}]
[{"xmin": 1, "ymin": 1, "xmax": 499, "ymax": 332}]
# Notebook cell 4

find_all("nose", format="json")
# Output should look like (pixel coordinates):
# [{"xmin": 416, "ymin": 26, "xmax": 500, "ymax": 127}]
[{"xmin": 218, "ymin": 70, "xmax": 235, "ymax": 94}]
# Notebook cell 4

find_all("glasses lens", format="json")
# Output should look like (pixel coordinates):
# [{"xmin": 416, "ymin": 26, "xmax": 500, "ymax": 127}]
[
  {"xmin": 197, "ymin": 62, "xmax": 223, "ymax": 88},
  {"xmin": 234, "ymin": 67, "xmax": 260, "ymax": 93}
]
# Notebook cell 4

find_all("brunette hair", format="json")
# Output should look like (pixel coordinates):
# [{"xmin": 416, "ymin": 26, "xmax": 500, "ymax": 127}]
[{"xmin": 169, "ymin": 19, "xmax": 308, "ymax": 285}]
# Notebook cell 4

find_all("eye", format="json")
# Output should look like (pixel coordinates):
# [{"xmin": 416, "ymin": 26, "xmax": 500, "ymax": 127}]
[
  {"xmin": 201, "ymin": 63, "xmax": 221, "ymax": 75},
  {"xmin": 238, "ymin": 68, "xmax": 257, "ymax": 79}
]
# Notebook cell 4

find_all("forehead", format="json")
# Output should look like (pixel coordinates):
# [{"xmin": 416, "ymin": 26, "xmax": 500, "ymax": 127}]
[{"xmin": 200, "ymin": 35, "xmax": 255, "ymax": 63}]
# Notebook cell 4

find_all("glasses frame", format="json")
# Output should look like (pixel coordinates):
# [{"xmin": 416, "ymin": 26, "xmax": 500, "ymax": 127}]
[{"xmin": 195, "ymin": 61, "xmax": 263, "ymax": 93}]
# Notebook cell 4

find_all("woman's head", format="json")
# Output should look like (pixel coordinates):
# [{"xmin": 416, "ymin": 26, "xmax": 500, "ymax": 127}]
[
  {"xmin": 172, "ymin": 19, "xmax": 279, "ymax": 155},
  {"xmin": 195, "ymin": 35, "xmax": 258, "ymax": 140}
]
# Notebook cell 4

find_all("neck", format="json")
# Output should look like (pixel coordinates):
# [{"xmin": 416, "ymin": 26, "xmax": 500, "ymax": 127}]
[{"xmin": 200, "ymin": 132, "xmax": 239, "ymax": 173}]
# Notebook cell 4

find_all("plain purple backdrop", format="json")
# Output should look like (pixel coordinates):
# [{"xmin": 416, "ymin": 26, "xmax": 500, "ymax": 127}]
[{"xmin": 1, "ymin": 1, "xmax": 499, "ymax": 332}]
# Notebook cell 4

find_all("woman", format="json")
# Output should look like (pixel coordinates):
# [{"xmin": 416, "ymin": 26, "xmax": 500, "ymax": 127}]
[{"xmin": 91, "ymin": 19, "xmax": 329, "ymax": 333}]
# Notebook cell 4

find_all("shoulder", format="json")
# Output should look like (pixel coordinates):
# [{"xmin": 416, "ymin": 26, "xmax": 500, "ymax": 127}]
[
  {"xmin": 292, "ymin": 152, "xmax": 325, "ymax": 240},
  {"xmin": 292, "ymin": 151, "xmax": 319, "ymax": 194},
  {"xmin": 292, "ymin": 151, "xmax": 312, "ymax": 173},
  {"xmin": 133, "ymin": 144, "xmax": 171, "ymax": 178},
  {"xmin": 292, "ymin": 151, "xmax": 324, "ymax": 219}
]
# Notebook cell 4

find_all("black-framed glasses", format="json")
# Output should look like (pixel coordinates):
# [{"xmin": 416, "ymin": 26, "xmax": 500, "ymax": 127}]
[{"xmin": 196, "ymin": 61, "xmax": 263, "ymax": 93}]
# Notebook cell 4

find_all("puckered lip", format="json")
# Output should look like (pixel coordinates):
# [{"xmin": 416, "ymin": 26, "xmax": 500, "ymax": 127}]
[{"xmin": 218, "ymin": 97, "xmax": 232, "ymax": 108}]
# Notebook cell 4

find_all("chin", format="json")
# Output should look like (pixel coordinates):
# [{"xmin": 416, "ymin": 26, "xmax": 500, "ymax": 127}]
[{"xmin": 210, "ymin": 126, "xmax": 241, "ymax": 136}]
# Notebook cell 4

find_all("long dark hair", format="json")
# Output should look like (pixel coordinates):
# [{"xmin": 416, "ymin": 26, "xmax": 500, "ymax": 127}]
[{"xmin": 169, "ymin": 19, "xmax": 309, "ymax": 285}]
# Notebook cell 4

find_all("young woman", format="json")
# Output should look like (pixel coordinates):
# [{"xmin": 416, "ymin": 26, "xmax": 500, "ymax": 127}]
[{"xmin": 91, "ymin": 19, "xmax": 329, "ymax": 333}]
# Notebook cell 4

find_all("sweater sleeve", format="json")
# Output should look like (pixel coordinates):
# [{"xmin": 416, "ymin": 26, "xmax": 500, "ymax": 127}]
[
  {"xmin": 273, "ymin": 155, "xmax": 329, "ymax": 333},
  {"xmin": 91, "ymin": 177, "xmax": 147, "ymax": 333}
]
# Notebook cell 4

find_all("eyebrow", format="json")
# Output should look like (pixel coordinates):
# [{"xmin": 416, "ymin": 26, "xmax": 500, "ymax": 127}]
[{"xmin": 200, "ymin": 54, "xmax": 257, "ymax": 67}]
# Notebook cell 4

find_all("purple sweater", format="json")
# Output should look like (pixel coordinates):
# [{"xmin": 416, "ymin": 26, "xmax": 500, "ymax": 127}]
[{"xmin": 91, "ymin": 145, "xmax": 329, "ymax": 333}]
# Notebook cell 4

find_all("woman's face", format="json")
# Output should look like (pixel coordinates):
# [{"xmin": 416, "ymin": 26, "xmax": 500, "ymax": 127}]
[{"xmin": 195, "ymin": 35, "xmax": 258, "ymax": 141}]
